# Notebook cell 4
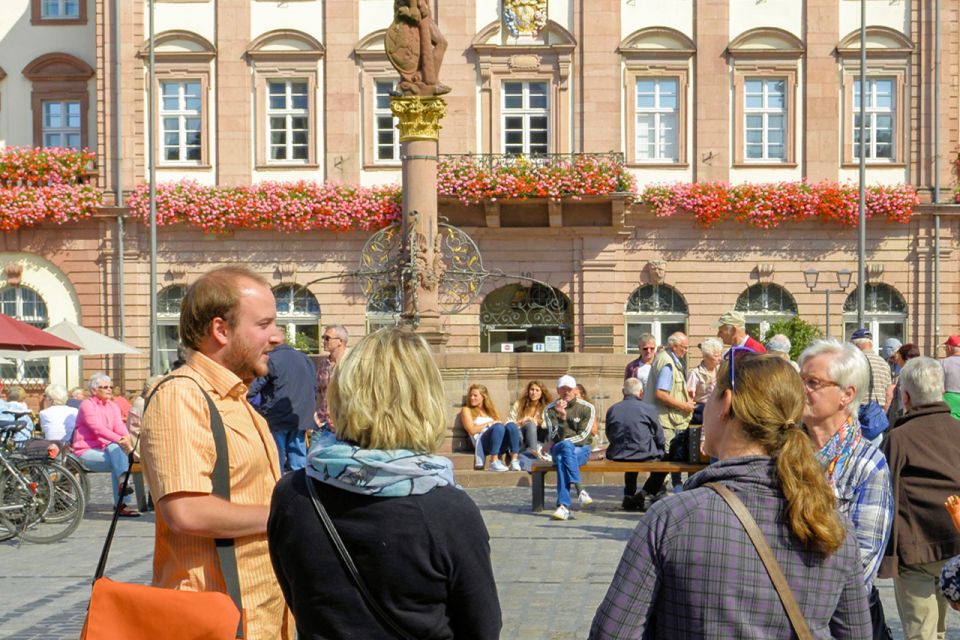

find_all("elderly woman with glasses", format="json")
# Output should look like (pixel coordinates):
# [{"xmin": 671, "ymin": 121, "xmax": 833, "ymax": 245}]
[
  {"xmin": 798, "ymin": 339, "xmax": 894, "ymax": 638},
  {"xmin": 73, "ymin": 372, "xmax": 138, "ymax": 516},
  {"xmin": 590, "ymin": 352, "xmax": 870, "ymax": 638}
]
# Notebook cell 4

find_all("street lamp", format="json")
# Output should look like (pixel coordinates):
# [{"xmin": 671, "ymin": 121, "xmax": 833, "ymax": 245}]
[{"xmin": 803, "ymin": 268, "xmax": 853, "ymax": 339}]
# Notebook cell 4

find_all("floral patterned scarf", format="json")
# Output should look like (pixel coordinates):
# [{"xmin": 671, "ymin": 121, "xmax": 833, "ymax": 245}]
[{"xmin": 815, "ymin": 415, "xmax": 861, "ymax": 481}]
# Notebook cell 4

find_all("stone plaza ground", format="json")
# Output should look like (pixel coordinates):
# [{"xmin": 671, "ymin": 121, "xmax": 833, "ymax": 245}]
[{"xmin": 1, "ymin": 474, "xmax": 958, "ymax": 639}]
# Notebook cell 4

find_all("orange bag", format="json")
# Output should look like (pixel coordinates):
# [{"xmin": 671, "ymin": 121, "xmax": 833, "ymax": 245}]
[
  {"xmin": 947, "ymin": 495, "xmax": 960, "ymax": 534},
  {"xmin": 80, "ymin": 577, "xmax": 244, "ymax": 640}
]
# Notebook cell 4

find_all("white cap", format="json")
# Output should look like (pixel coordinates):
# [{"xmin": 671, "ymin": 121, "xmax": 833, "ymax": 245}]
[{"xmin": 557, "ymin": 374, "xmax": 577, "ymax": 389}]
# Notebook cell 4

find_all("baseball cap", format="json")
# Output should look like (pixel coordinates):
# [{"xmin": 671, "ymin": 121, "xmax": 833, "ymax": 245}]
[
  {"xmin": 946, "ymin": 335, "xmax": 960, "ymax": 348},
  {"xmin": 556, "ymin": 374, "xmax": 577, "ymax": 389},
  {"xmin": 850, "ymin": 328, "xmax": 872, "ymax": 340},
  {"xmin": 712, "ymin": 310, "xmax": 746, "ymax": 328},
  {"xmin": 880, "ymin": 338, "xmax": 902, "ymax": 360}
]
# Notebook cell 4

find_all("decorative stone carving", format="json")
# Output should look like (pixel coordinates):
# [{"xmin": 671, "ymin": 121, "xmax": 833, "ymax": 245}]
[
  {"xmin": 502, "ymin": 0, "xmax": 548, "ymax": 38},
  {"xmin": 508, "ymin": 54, "xmax": 541, "ymax": 70},
  {"xmin": 385, "ymin": 0, "xmax": 450, "ymax": 96},
  {"xmin": 390, "ymin": 96, "xmax": 447, "ymax": 141},
  {"xmin": 866, "ymin": 263, "xmax": 885, "ymax": 284},
  {"xmin": 756, "ymin": 263, "xmax": 775, "ymax": 283},
  {"xmin": 645, "ymin": 260, "xmax": 666, "ymax": 284},
  {"xmin": 4, "ymin": 263, "xmax": 23, "ymax": 287}
]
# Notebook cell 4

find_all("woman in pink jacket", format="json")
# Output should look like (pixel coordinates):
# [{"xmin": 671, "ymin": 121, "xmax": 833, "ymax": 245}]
[{"xmin": 72, "ymin": 372, "xmax": 138, "ymax": 517}]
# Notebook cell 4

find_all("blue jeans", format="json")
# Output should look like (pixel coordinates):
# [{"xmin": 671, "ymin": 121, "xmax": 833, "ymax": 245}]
[
  {"xmin": 79, "ymin": 443, "xmax": 131, "ymax": 506},
  {"xmin": 552, "ymin": 440, "xmax": 591, "ymax": 507},
  {"xmin": 273, "ymin": 430, "xmax": 307, "ymax": 473},
  {"xmin": 479, "ymin": 422, "xmax": 522, "ymax": 457}
]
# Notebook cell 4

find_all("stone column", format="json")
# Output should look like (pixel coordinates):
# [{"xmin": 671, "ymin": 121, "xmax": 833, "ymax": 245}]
[{"xmin": 390, "ymin": 96, "xmax": 449, "ymax": 348}]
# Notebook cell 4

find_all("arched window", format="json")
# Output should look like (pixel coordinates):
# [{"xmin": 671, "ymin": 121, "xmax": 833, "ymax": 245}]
[
  {"xmin": 735, "ymin": 284, "xmax": 797, "ymax": 338},
  {"xmin": 843, "ymin": 284, "xmax": 907, "ymax": 343},
  {"xmin": 0, "ymin": 285, "xmax": 50, "ymax": 383},
  {"xmin": 624, "ymin": 284, "xmax": 688, "ymax": 352},
  {"xmin": 157, "ymin": 285, "xmax": 185, "ymax": 372},
  {"xmin": 273, "ymin": 285, "xmax": 321, "ymax": 353},
  {"xmin": 366, "ymin": 285, "xmax": 401, "ymax": 334},
  {"xmin": 480, "ymin": 283, "xmax": 572, "ymax": 353}
]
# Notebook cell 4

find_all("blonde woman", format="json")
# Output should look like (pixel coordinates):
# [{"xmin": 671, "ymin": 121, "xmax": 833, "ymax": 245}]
[
  {"xmin": 591, "ymin": 354, "xmax": 870, "ymax": 638},
  {"xmin": 268, "ymin": 328, "xmax": 502, "ymax": 639},
  {"xmin": 461, "ymin": 384, "xmax": 522, "ymax": 472},
  {"xmin": 509, "ymin": 381, "xmax": 552, "ymax": 459}
]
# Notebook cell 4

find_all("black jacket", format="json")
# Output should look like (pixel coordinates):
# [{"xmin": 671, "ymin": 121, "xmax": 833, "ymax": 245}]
[{"xmin": 604, "ymin": 394, "xmax": 665, "ymax": 461}]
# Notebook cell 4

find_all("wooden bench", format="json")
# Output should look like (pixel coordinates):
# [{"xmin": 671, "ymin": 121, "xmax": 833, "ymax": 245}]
[
  {"xmin": 129, "ymin": 462, "xmax": 151, "ymax": 512},
  {"xmin": 530, "ymin": 459, "xmax": 708, "ymax": 512}
]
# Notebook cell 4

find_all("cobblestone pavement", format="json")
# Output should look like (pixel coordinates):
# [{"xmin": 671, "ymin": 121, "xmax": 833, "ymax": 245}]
[{"xmin": 1, "ymin": 475, "xmax": 958, "ymax": 639}]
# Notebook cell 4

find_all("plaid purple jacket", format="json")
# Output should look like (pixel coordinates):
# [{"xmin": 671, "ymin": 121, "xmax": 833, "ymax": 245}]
[{"xmin": 589, "ymin": 457, "xmax": 871, "ymax": 639}]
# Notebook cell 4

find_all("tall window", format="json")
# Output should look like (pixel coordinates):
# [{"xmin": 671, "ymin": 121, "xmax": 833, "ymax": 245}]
[
  {"xmin": 502, "ymin": 81, "xmax": 548, "ymax": 155},
  {"xmin": 274, "ymin": 285, "xmax": 321, "ymax": 353},
  {"xmin": 853, "ymin": 78, "xmax": 895, "ymax": 161},
  {"xmin": 624, "ymin": 284, "xmax": 688, "ymax": 352},
  {"xmin": 635, "ymin": 78, "xmax": 678, "ymax": 162},
  {"xmin": 374, "ymin": 80, "xmax": 400, "ymax": 163},
  {"xmin": 42, "ymin": 100, "xmax": 81, "ymax": 149},
  {"xmin": 843, "ymin": 284, "xmax": 907, "ymax": 344},
  {"xmin": 735, "ymin": 284, "xmax": 797, "ymax": 338},
  {"xmin": 267, "ymin": 80, "xmax": 309, "ymax": 163},
  {"xmin": 41, "ymin": 0, "xmax": 79, "ymax": 18},
  {"xmin": 0, "ymin": 286, "xmax": 49, "ymax": 384},
  {"xmin": 744, "ymin": 78, "xmax": 786, "ymax": 162},
  {"xmin": 366, "ymin": 285, "xmax": 401, "ymax": 334},
  {"xmin": 157, "ymin": 285, "xmax": 185, "ymax": 373},
  {"xmin": 480, "ymin": 284, "xmax": 571, "ymax": 353},
  {"xmin": 160, "ymin": 80, "xmax": 202, "ymax": 164}
]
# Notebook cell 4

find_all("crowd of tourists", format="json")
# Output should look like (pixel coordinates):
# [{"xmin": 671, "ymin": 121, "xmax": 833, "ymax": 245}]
[{"xmin": 5, "ymin": 270, "xmax": 960, "ymax": 639}]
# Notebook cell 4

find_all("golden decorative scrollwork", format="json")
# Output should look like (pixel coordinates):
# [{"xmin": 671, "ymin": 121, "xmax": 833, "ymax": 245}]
[{"xmin": 389, "ymin": 96, "xmax": 447, "ymax": 141}]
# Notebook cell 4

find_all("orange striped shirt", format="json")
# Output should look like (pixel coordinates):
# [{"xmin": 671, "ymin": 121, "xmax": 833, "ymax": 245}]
[{"xmin": 140, "ymin": 351, "xmax": 291, "ymax": 640}]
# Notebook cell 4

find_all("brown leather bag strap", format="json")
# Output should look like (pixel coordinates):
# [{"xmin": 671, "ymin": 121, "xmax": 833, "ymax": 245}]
[{"xmin": 706, "ymin": 482, "xmax": 814, "ymax": 640}]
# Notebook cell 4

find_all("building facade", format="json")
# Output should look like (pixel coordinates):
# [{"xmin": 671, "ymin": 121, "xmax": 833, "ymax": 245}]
[{"xmin": 1, "ymin": 0, "xmax": 959, "ymax": 444}]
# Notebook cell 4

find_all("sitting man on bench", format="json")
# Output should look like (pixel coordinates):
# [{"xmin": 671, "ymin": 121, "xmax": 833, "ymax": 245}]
[
  {"xmin": 605, "ymin": 377, "xmax": 666, "ymax": 512},
  {"xmin": 544, "ymin": 374, "xmax": 596, "ymax": 521}
]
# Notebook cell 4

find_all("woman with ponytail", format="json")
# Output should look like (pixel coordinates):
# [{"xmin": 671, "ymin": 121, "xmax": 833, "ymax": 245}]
[{"xmin": 590, "ymin": 353, "xmax": 870, "ymax": 639}]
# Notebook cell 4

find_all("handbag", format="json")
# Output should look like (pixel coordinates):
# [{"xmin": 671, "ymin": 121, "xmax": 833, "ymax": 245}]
[
  {"xmin": 858, "ymin": 375, "xmax": 889, "ymax": 440},
  {"xmin": 80, "ymin": 376, "xmax": 245, "ymax": 640},
  {"xmin": 706, "ymin": 483, "xmax": 813, "ymax": 640},
  {"xmin": 305, "ymin": 475, "xmax": 418, "ymax": 640}
]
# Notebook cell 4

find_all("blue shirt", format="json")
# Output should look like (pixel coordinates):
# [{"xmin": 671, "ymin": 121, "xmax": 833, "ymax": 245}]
[{"xmin": 247, "ymin": 344, "xmax": 318, "ymax": 432}]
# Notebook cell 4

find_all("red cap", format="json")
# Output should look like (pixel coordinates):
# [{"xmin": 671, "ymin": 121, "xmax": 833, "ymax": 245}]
[{"xmin": 946, "ymin": 335, "xmax": 960, "ymax": 348}]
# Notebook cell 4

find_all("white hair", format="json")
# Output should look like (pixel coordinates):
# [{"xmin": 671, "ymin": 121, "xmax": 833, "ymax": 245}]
[
  {"xmin": 44, "ymin": 383, "xmax": 69, "ymax": 406},
  {"xmin": 766, "ymin": 334, "xmax": 792, "ymax": 355},
  {"xmin": 798, "ymin": 340, "xmax": 869, "ymax": 417},
  {"xmin": 666, "ymin": 332, "xmax": 687, "ymax": 347},
  {"xmin": 87, "ymin": 372, "xmax": 112, "ymax": 393},
  {"xmin": 699, "ymin": 337, "xmax": 724, "ymax": 357},
  {"xmin": 325, "ymin": 323, "xmax": 349, "ymax": 345},
  {"xmin": 899, "ymin": 357, "xmax": 945, "ymax": 406},
  {"xmin": 622, "ymin": 377, "xmax": 643, "ymax": 397}
]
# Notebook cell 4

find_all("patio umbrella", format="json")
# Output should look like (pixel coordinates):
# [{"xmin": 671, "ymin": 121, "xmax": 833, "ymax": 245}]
[
  {"xmin": 43, "ymin": 320, "xmax": 140, "ymax": 356},
  {"xmin": 0, "ymin": 313, "xmax": 80, "ymax": 352}
]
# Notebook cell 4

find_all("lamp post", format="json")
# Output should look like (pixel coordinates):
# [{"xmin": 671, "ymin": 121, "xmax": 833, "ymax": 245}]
[{"xmin": 804, "ymin": 268, "xmax": 853, "ymax": 339}]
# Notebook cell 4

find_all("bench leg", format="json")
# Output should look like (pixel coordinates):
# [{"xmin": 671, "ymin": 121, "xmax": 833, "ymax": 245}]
[
  {"xmin": 532, "ymin": 471, "xmax": 545, "ymax": 512},
  {"xmin": 132, "ymin": 471, "xmax": 148, "ymax": 512}
]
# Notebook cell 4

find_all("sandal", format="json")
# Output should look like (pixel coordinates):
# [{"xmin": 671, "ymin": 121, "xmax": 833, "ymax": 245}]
[{"xmin": 117, "ymin": 505, "xmax": 141, "ymax": 518}]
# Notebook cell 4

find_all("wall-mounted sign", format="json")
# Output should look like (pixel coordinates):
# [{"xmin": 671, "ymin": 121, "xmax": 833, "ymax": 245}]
[
  {"xmin": 532, "ymin": 343, "xmax": 545, "ymax": 352},
  {"xmin": 500, "ymin": 343, "xmax": 514, "ymax": 352},
  {"xmin": 544, "ymin": 335, "xmax": 562, "ymax": 352}
]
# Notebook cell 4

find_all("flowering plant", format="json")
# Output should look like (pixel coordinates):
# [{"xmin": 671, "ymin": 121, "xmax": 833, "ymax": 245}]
[
  {"xmin": 438, "ymin": 154, "xmax": 636, "ymax": 204},
  {"xmin": 641, "ymin": 181, "xmax": 919, "ymax": 229},
  {"xmin": 0, "ymin": 147, "xmax": 102, "ymax": 230},
  {"xmin": 127, "ymin": 180, "xmax": 402, "ymax": 233}
]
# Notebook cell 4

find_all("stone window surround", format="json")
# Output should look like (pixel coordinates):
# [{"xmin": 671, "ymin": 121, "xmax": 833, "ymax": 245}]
[
  {"xmin": 471, "ymin": 21, "xmax": 575, "ymax": 155},
  {"xmin": 355, "ymin": 33, "xmax": 401, "ymax": 170},
  {"xmin": 22, "ymin": 53, "xmax": 94, "ymax": 149},
  {"xmin": 31, "ymin": 0, "xmax": 87, "ymax": 26},
  {"xmin": 247, "ymin": 30, "xmax": 325, "ymax": 170}
]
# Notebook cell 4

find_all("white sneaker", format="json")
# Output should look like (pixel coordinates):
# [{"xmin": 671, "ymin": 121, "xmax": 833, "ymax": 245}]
[
  {"xmin": 578, "ymin": 490, "xmax": 594, "ymax": 507},
  {"xmin": 551, "ymin": 505, "xmax": 571, "ymax": 521},
  {"xmin": 488, "ymin": 460, "xmax": 509, "ymax": 472},
  {"xmin": 509, "ymin": 459, "xmax": 521, "ymax": 471}
]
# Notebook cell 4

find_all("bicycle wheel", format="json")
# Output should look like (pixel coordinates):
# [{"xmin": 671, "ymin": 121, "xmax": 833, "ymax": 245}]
[
  {"xmin": 61, "ymin": 453, "xmax": 90, "ymax": 504},
  {"xmin": 0, "ymin": 461, "xmax": 52, "ymax": 542},
  {"xmin": 0, "ymin": 461, "xmax": 85, "ymax": 543}
]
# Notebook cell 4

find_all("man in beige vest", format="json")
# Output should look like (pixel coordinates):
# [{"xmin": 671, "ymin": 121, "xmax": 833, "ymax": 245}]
[{"xmin": 642, "ymin": 332, "xmax": 695, "ymax": 493}]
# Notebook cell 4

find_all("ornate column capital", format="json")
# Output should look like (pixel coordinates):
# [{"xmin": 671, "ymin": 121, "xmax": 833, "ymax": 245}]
[{"xmin": 390, "ymin": 96, "xmax": 447, "ymax": 141}]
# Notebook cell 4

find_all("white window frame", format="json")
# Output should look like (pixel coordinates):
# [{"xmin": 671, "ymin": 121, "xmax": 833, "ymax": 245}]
[
  {"xmin": 634, "ymin": 78, "xmax": 679, "ymax": 163},
  {"xmin": 743, "ymin": 78, "xmax": 787, "ymax": 162},
  {"xmin": 0, "ymin": 286, "xmax": 50, "ymax": 384},
  {"xmin": 373, "ymin": 79, "xmax": 400, "ymax": 164},
  {"xmin": 41, "ymin": 99, "xmax": 82, "ymax": 149},
  {"xmin": 501, "ymin": 81, "xmax": 549, "ymax": 155},
  {"xmin": 157, "ymin": 285, "xmax": 185, "ymax": 373},
  {"xmin": 273, "ymin": 285, "xmax": 321, "ymax": 354},
  {"xmin": 853, "ymin": 77, "xmax": 896, "ymax": 162},
  {"xmin": 41, "ymin": 0, "xmax": 79, "ymax": 19},
  {"xmin": 159, "ymin": 80, "xmax": 203, "ymax": 165},
  {"xmin": 266, "ymin": 79, "xmax": 309, "ymax": 164}
]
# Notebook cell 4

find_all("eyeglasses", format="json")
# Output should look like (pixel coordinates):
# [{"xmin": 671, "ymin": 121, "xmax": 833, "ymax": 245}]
[
  {"xmin": 641, "ymin": 346, "xmax": 656, "ymax": 352},
  {"xmin": 321, "ymin": 335, "xmax": 339, "ymax": 342},
  {"xmin": 725, "ymin": 345, "xmax": 758, "ymax": 392},
  {"xmin": 95, "ymin": 385, "xmax": 112, "ymax": 390},
  {"xmin": 800, "ymin": 377, "xmax": 841, "ymax": 392}
]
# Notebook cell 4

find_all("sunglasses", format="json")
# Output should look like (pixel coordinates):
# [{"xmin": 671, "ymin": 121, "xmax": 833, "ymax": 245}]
[
  {"xmin": 724, "ymin": 345, "xmax": 758, "ymax": 392},
  {"xmin": 95, "ymin": 385, "xmax": 112, "ymax": 390}
]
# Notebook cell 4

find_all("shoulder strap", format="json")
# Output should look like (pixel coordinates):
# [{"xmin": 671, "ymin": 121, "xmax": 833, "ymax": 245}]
[
  {"xmin": 92, "ymin": 374, "xmax": 244, "ymax": 636},
  {"xmin": 706, "ymin": 482, "xmax": 814, "ymax": 640},
  {"xmin": 305, "ymin": 476, "xmax": 417, "ymax": 640}
]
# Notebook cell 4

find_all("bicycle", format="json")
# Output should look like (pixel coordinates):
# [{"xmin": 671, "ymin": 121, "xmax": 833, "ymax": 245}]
[{"xmin": 0, "ymin": 417, "xmax": 86, "ymax": 544}]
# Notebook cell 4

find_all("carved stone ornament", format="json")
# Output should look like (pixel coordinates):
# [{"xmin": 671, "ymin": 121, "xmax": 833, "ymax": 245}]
[
  {"xmin": 502, "ymin": 0, "xmax": 548, "ymax": 38},
  {"xmin": 390, "ymin": 96, "xmax": 447, "ymax": 141},
  {"xmin": 645, "ymin": 260, "xmax": 666, "ymax": 285},
  {"xmin": 756, "ymin": 263, "xmax": 775, "ymax": 284},
  {"xmin": 4, "ymin": 263, "xmax": 23, "ymax": 287},
  {"xmin": 866, "ymin": 263, "xmax": 885, "ymax": 284},
  {"xmin": 384, "ymin": 0, "xmax": 450, "ymax": 96},
  {"xmin": 508, "ymin": 54, "xmax": 541, "ymax": 71}
]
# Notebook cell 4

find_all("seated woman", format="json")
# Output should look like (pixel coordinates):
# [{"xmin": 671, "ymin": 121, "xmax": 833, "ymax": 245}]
[
  {"xmin": 590, "ymin": 353, "xmax": 870, "ymax": 639},
  {"xmin": 73, "ymin": 372, "xmax": 138, "ymax": 517},
  {"xmin": 38, "ymin": 383, "xmax": 78, "ymax": 442},
  {"xmin": 461, "ymin": 384, "xmax": 522, "ymax": 472},
  {"xmin": 268, "ymin": 328, "xmax": 502, "ymax": 640},
  {"xmin": 509, "ymin": 381, "xmax": 552, "ymax": 459}
]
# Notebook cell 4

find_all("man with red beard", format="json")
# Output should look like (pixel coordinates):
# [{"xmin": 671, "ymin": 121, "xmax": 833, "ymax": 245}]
[{"xmin": 141, "ymin": 266, "xmax": 292, "ymax": 640}]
